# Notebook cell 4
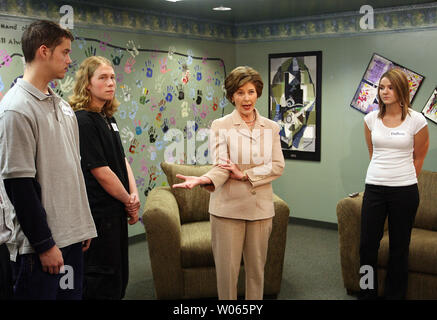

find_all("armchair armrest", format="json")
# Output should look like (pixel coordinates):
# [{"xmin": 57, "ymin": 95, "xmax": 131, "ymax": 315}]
[
  {"xmin": 336, "ymin": 192, "xmax": 363, "ymax": 293},
  {"xmin": 142, "ymin": 186, "xmax": 183, "ymax": 299}
]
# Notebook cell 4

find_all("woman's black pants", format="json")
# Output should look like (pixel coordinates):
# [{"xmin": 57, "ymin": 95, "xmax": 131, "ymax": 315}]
[{"xmin": 359, "ymin": 183, "xmax": 419, "ymax": 300}]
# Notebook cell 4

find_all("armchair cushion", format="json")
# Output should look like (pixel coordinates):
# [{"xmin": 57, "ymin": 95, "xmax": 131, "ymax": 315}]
[
  {"xmin": 378, "ymin": 228, "xmax": 437, "ymax": 275},
  {"xmin": 161, "ymin": 162, "xmax": 212, "ymax": 224},
  {"xmin": 181, "ymin": 220, "xmax": 215, "ymax": 268}
]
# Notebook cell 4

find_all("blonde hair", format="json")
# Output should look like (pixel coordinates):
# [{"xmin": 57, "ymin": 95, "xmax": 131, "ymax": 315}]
[
  {"xmin": 70, "ymin": 56, "xmax": 120, "ymax": 117},
  {"xmin": 378, "ymin": 68, "xmax": 411, "ymax": 120},
  {"xmin": 225, "ymin": 66, "xmax": 263, "ymax": 105}
]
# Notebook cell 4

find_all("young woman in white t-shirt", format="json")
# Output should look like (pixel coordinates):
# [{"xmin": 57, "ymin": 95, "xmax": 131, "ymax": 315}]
[{"xmin": 359, "ymin": 68, "xmax": 429, "ymax": 300}]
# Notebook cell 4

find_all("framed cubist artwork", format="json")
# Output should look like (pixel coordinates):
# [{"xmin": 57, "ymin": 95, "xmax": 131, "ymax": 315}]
[
  {"xmin": 268, "ymin": 51, "xmax": 322, "ymax": 161},
  {"xmin": 422, "ymin": 87, "xmax": 437, "ymax": 124},
  {"xmin": 350, "ymin": 53, "xmax": 425, "ymax": 114}
]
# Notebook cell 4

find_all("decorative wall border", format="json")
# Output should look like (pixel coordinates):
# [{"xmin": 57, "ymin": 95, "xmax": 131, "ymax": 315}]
[{"xmin": 0, "ymin": 0, "xmax": 436, "ymax": 42}]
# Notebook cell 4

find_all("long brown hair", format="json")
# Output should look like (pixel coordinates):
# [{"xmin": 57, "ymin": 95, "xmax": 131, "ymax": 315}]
[
  {"xmin": 69, "ymin": 56, "xmax": 120, "ymax": 117},
  {"xmin": 377, "ymin": 68, "xmax": 411, "ymax": 120}
]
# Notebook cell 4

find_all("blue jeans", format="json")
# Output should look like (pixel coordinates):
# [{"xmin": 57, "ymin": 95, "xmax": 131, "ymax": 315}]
[{"xmin": 12, "ymin": 242, "xmax": 84, "ymax": 300}]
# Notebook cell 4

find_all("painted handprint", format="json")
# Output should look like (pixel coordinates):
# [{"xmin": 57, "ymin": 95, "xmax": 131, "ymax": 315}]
[
  {"xmin": 176, "ymin": 84, "xmax": 184, "ymax": 100},
  {"xmin": 0, "ymin": 50, "xmax": 12, "ymax": 68},
  {"xmin": 120, "ymin": 84, "xmax": 132, "ymax": 102},
  {"xmin": 168, "ymin": 46, "xmax": 176, "ymax": 60},
  {"xmin": 140, "ymin": 158, "xmax": 149, "ymax": 176},
  {"xmin": 219, "ymin": 96, "xmax": 228, "ymax": 109},
  {"xmin": 212, "ymin": 97, "xmax": 219, "ymax": 111},
  {"xmin": 139, "ymin": 87, "xmax": 150, "ymax": 105},
  {"xmin": 144, "ymin": 60, "xmax": 154, "ymax": 78},
  {"xmin": 191, "ymin": 103, "xmax": 199, "ymax": 117},
  {"xmin": 135, "ymin": 176, "xmax": 146, "ymax": 191},
  {"xmin": 111, "ymin": 49, "xmax": 124, "ymax": 66},
  {"xmin": 59, "ymin": 76, "xmax": 74, "ymax": 93},
  {"xmin": 128, "ymin": 101, "xmax": 139, "ymax": 119},
  {"xmin": 186, "ymin": 49, "xmax": 193, "ymax": 65},
  {"xmin": 161, "ymin": 118, "xmax": 169, "ymax": 134},
  {"xmin": 133, "ymin": 119, "xmax": 143, "ymax": 135},
  {"xmin": 144, "ymin": 176, "xmax": 157, "ymax": 198},
  {"xmin": 200, "ymin": 104, "xmax": 209, "ymax": 119},
  {"xmin": 196, "ymin": 89, "xmax": 202, "ymax": 105},
  {"xmin": 85, "ymin": 45, "xmax": 96, "ymax": 57},
  {"xmin": 165, "ymin": 85, "xmax": 175, "ymax": 103},
  {"xmin": 159, "ymin": 57, "xmax": 171, "ymax": 74},
  {"xmin": 148, "ymin": 145, "xmax": 157, "ymax": 161},
  {"xmin": 126, "ymin": 40, "xmax": 140, "ymax": 58},
  {"xmin": 129, "ymin": 138, "xmax": 139, "ymax": 154},
  {"xmin": 154, "ymin": 75, "xmax": 165, "ymax": 93},
  {"xmin": 154, "ymin": 112, "xmax": 163, "ymax": 127},
  {"xmin": 205, "ymin": 86, "xmax": 213, "ymax": 101},
  {"xmin": 181, "ymin": 101, "xmax": 189, "ymax": 118},
  {"xmin": 158, "ymin": 99, "xmax": 166, "ymax": 113},
  {"xmin": 148, "ymin": 126, "xmax": 158, "ymax": 143},
  {"xmin": 99, "ymin": 32, "xmax": 112, "ymax": 52},
  {"xmin": 124, "ymin": 57, "xmax": 136, "ymax": 74},
  {"xmin": 182, "ymin": 70, "xmax": 190, "ymax": 84},
  {"xmin": 76, "ymin": 37, "xmax": 87, "ymax": 49},
  {"xmin": 121, "ymin": 127, "xmax": 134, "ymax": 144}
]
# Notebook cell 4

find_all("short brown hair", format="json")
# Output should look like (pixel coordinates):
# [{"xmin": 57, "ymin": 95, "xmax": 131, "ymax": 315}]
[
  {"xmin": 225, "ymin": 66, "xmax": 263, "ymax": 105},
  {"xmin": 378, "ymin": 68, "xmax": 411, "ymax": 120},
  {"xmin": 21, "ymin": 20, "xmax": 74, "ymax": 63},
  {"xmin": 69, "ymin": 56, "xmax": 120, "ymax": 117}
]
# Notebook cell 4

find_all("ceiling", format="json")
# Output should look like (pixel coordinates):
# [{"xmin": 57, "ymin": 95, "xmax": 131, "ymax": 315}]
[{"xmin": 80, "ymin": 0, "xmax": 436, "ymax": 24}]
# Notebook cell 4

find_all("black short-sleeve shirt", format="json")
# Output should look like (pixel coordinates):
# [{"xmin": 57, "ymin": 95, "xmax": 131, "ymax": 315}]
[{"xmin": 76, "ymin": 110, "xmax": 129, "ymax": 217}]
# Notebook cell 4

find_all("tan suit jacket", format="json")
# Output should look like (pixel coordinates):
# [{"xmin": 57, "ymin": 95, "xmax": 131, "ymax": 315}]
[{"xmin": 202, "ymin": 109, "xmax": 285, "ymax": 220}]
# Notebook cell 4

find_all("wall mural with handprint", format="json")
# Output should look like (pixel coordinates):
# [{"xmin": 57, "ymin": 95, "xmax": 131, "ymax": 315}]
[{"xmin": 0, "ymin": 19, "xmax": 231, "ymax": 234}]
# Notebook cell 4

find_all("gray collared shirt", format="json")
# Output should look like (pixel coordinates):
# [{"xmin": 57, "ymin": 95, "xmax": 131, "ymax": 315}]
[{"xmin": 0, "ymin": 78, "xmax": 97, "ymax": 260}]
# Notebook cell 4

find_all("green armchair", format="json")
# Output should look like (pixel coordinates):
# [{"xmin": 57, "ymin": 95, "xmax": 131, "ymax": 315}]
[{"xmin": 142, "ymin": 162, "xmax": 290, "ymax": 299}]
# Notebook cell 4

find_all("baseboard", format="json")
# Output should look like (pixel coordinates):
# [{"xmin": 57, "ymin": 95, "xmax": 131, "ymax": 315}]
[
  {"xmin": 128, "ymin": 232, "xmax": 147, "ymax": 244},
  {"xmin": 288, "ymin": 216, "xmax": 338, "ymax": 230}
]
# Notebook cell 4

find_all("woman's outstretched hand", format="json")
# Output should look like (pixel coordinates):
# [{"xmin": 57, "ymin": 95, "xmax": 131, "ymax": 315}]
[{"xmin": 172, "ymin": 174, "xmax": 211, "ymax": 189}]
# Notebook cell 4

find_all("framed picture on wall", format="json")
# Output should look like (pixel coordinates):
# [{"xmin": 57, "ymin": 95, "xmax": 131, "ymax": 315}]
[
  {"xmin": 422, "ymin": 87, "xmax": 437, "ymax": 124},
  {"xmin": 268, "ymin": 51, "xmax": 322, "ymax": 161},
  {"xmin": 350, "ymin": 53, "xmax": 425, "ymax": 114}
]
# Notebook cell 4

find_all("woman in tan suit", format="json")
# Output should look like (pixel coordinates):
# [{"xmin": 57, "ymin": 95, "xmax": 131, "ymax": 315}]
[{"xmin": 173, "ymin": 66, "xmax": 285, "ymax": 300}]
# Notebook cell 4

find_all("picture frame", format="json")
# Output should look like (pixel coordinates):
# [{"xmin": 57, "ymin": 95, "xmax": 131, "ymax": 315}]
[
  {"xmin": 422, "ymin": 87, "xmax": 437, "ymax": 124},
  {"xmin": 350, "ymin": 53, "xmax": 425, "ymax": 114},
  {"xmin": 268, "ymin": 51, "xmax": 322, "ymax": 161}
]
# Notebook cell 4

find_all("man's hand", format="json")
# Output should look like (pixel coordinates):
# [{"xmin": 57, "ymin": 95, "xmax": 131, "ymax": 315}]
[
  {"xmin": 38, "ymin": 245, "xmax": 64, "ymax": 274},
  {"xmin": 82, "ymin": 239, "xmax": 92, "ymax": 252}
]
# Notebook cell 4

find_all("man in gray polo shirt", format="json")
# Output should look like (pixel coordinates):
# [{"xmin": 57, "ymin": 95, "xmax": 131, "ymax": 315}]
[{"xmin": 0, "ymin": 20, "xmax": 97, "ymax": 299}]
